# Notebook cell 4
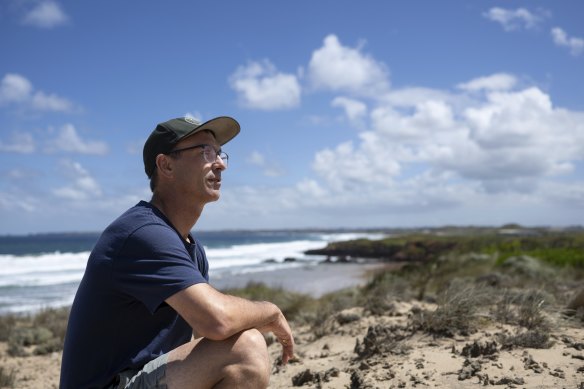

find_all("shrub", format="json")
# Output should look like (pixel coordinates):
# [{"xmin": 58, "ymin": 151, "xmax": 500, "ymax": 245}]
[
  {"xmin": 414, "ymin": 280, "xmax": 491, "ymax": 337},
  {"xmin": 492, "ymin": 289, "xmax": 520, "ymax": 324},
  {"xmin": 0, "ymin": 315, "xmax": 16, "ymax": 342},
  {"xmin": 499, "ymin": 330, "xmax": 553, "ymax": 349},
  {"xmin": 32, "ymin": 307, "xmax": 70, "ymax": 343},
  {"xmin": 516, "ymin": 290, "xmax": 553, "ymax": 331},
  {"xmin": 0, "ymin": 366, "xmax": 16, "ymax": 387},
  {"xmin": 305, "ymin": 289, "xmax": 361, "ymax": 338},
  {"xmin": 8, "ymin": 326, "xmax": 52, "ymax": 347}
]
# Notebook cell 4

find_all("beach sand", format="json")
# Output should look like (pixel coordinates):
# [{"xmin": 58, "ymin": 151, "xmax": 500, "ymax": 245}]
[
  {"xmin": 211, "ymin": 262, "xmax": 391, "ymax": 297},
  {"xmin": 1, "ymin": 262, "xmax": 583, "ymax": 388},
  {"xmin": 266, "ymin": 305, "xmax": 584, "ymax": 388}
]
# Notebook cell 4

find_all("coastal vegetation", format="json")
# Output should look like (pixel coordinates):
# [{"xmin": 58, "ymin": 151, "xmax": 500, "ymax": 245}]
[{"xmin": 0, "ymin": 226, "xmax": 582, "ymax": 386}]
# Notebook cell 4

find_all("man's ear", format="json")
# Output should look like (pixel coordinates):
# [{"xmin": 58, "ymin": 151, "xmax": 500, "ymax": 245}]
[{"xmin": 156, "ymin": 154, "xmax": 174, "ymax": 179}]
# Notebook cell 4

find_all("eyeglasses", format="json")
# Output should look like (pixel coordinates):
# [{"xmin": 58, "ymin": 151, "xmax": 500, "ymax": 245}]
[{"xmin": 169, "ymin": 144, "xmax": 229, "ymax": 167}]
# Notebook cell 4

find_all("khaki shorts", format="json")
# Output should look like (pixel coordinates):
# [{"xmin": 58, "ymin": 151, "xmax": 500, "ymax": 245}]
[{"xmin": 111, "ymin": 353, "xmax": 169, "ymax": 389}]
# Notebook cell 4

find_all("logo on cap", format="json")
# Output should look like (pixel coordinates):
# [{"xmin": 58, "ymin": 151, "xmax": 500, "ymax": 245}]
[{"xmin": 184, "ymin": 116, "xmax": 200, "ymax": 125}]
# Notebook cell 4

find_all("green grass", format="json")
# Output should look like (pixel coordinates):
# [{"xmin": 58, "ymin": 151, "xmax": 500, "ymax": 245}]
[{"xmin": 314, "ymin": 230, "xmax": 584, "ymax": 268}]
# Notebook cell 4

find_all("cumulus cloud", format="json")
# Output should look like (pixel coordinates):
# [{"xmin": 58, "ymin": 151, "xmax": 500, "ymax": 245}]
[
  {"xmin": 457, "ymin": 73, "xmax": 517, "ymax": 92},
  {"xmin": 0, "ymin": 74, "xmax": 33, "ymax": 103},
  {"xmin": 184, "ymin": 111, "xmax": 203, "ymax": 122},
  {"xmin": 314, "ymin": 76, "xmax": 584, "ymax": 199},
  {"xmin": 245, "ymin": 150, "xmax": 284, "ymax": 177},
  {"xmin": 0, "ymin": 132, "xmax": 35, "ymax": 153},
  {"xmin": 0, "ymin": 73, "xmax": 75, "ymax": 112},
  {"xmin": 31, "ymin": 91, "xmax": 74, "ymax": 111},
  {"xmin": 483, "ymin": 7, "xmax": 546, "ymax": 31},
  {"xmin": 229, "ymin": 60, "xmax": 301, "ymax": 110},
  {"xmin": 308, "ymin": 34, "xmax": 389, "ymax": 96},
  {"xmin": 53, "ymin": 160, "xmax": 102, "ymax": 201},
  {"xmin": 222, "ymin": 36, "xmax": 584, "ymax": 228},
  {"xmin": 551, "ymin": 27, "xmax": 584, "ymax": 56},
  {"xmin": 22, "ymin": 1, "xmax": 68, "ymax": 29},
  {"xmin": 213, "ymin": 72, "xmax": 584, "ymax": 228},
  {"xmin": 331, "ymin": 97, "xmax": 367, "ymax": 128},
  {"xmin": 45, "ymin": 124, "xmax": 109, "ymax": 155}
]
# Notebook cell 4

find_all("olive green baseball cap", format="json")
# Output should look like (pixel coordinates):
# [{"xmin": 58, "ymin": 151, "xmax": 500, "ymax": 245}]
[{"xmin": 143, "ymin": 116, "xmax": 240, "ymax": 178}]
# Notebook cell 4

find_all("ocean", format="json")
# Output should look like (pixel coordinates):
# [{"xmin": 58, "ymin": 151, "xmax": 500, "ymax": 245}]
[{"xmin": 0, "ymin": 230, "xmax": 386, "ymax": 315}]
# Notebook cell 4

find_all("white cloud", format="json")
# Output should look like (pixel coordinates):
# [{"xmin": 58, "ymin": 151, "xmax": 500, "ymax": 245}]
[
  {"xmin": 184, "ymin": 111, "xmax": 203, "ymax": 122},
  {"xmin": 229, "ymin": 60, "xmax": 301, "ymax": 110},
  {"xmin": 208, "ymin": 72, "xmax": 584, "ymax": 228},
  {"xmin": 247, "ymin": 151, "xmax": 265, "ymax": 166},
  {"xmin": 22, "ymin": 1, "xmax": 68, "ymax": 29},
  {"xmin": 0, "ymin": 192, "xmax": 39, "ymax": 212},
  {"xmin": 483, "ymin": 7, "xmax": 545, "ymax": 31},
  {"xmin": 0, "ymin": 74, "xmax": 33, "ymax": 103},
  {"xmin": 0, "ymin": 73, "xmax": 75, "ymax": 112},
  {"xmin": 317, "ymin": 79, "xmax": 584, "ymax": 198},
  {"xmin": 313, "ymin": 138, "xmax": 401, "ymax": 191},
  {"xmin": 45, "ymin": 124, "xmax": 109, "ymax": 155},
  {"xmin": 0, "ymin": 132, "xmax": 35, "ymax": 153},
  {"xmin": 53, "ymin": 160, "xmax": 102, "ymax": 201},
  {"xmin": 551, "ymin": 27, "xmax": 584, "ymax": 56},
  {"xmin": 245, "ymin": 150, "xmax": 284, "ymax": 177},
  {"xmin": 31, "ymin": 91, "xmax": 73, "ymax": 111},
  {"xmin": 331, "ymin": 97, "xmax": 367, "ymax": 127},
  {"xmin": 308, "ymin": 34, "xmax": 389, "ymax": 96},
  {"xmin": 457, "ymin": 73, "xmax": 517, "ymax": 92}
]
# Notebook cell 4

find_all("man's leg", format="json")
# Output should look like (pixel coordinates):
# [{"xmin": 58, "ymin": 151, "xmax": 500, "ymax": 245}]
[{"xmin": 165, "ymin": 328, "xmax": 271, "ymax": 389}]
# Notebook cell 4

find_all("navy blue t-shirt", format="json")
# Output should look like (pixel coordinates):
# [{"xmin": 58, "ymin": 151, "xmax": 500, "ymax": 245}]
[{"xmin": 60, "ymin": 201, "xmax": 209, "ymax": 389}]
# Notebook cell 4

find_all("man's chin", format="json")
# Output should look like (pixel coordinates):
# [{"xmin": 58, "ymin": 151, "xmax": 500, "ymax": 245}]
[{"xmin": 208, "ymin": 191, "xmax": 221, "ymax": 202}]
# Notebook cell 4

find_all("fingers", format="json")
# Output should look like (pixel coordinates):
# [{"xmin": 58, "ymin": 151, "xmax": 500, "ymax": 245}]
[{"xmin": 278, "ymin": 336, "xmax": 294, "ymax": 364}]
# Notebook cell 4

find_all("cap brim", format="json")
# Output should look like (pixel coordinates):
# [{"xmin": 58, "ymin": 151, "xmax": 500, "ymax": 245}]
[{"xmin": 184, "ymin": 116, "xmax": 240, "ymax": 146}]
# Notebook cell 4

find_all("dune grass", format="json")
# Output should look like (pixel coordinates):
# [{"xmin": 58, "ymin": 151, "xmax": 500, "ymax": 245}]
[
  {"xmin": 0, "ymin": 306, "xmax": 69, "ymax": 357},
  {"xmin": 0, "ymin": 366, "xmax": 16, "ymax": 387}
]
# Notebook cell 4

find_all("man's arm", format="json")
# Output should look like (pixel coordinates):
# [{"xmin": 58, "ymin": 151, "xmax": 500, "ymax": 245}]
[{"xmin": 166, "ymin": 283, "xmax": 294, "ymax": 363}]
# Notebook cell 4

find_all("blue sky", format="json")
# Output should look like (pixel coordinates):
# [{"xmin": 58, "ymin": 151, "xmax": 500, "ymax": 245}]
[{"xmin": 1, "ymin": 1, "xmax": 583, "ymax": 234}]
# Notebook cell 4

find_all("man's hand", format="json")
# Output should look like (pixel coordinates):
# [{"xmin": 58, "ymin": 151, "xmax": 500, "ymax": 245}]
[{"xmin": 257, "ymin": 311, "xmax": 295, "ymax": 364}]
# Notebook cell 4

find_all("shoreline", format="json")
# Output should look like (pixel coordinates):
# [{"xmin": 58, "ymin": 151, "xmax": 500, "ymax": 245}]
[{"xmin": 211, "ymin": 261, "xmax": 390, "ymax": 297}]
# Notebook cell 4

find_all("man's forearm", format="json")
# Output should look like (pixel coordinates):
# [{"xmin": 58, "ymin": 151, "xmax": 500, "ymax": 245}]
[{"xmin": 167, "ymin": 283, "xmax": 281, "ymax": 340}]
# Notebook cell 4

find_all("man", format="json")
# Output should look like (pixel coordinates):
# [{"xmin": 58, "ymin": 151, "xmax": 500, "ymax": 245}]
[{"xmin": 60, "ymin": 116, "xmax": 294, "ymax": 388}]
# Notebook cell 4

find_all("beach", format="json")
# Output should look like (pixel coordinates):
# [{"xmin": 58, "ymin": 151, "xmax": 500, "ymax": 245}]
[
  {"xmin": 1, "ymin": 228, "xmax": 583, "ymax": 388},
  {"xmin": 212, "ymin": 262, "xmax": 391, "ymax": 297}
]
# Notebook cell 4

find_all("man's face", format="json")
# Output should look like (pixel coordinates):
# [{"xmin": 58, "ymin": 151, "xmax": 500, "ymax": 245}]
[{"xmin": 170, "ymin": 130, "xmax": 226, "ymax": 205}]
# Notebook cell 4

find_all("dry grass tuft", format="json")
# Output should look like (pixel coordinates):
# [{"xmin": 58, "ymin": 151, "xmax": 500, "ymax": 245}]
[
  {"xmin": 1, "ymin": 306, "xmax": 70, "ymax": 357},
  {"xmin": 499, "ymin": 329, "xmax": 553, "ymax": 349},
  {"xmin": 0, "ymin": 366, "xmax": 16, "ymax": 388},
  {"xmin": 412, "ymin": 280, "xmax": 491, "ymax": 337}
]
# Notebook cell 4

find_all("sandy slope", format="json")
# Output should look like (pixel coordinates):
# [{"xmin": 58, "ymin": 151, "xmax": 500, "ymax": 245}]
[
  {"xmin": 1, "ymin": 303, "xmax": 583, "ymax": 388},
  {"xmin": 0, "ymin": 343, "xmax": 60, "ymax": 388},
  {"xmin": 267, "ymin": 305, "xmax": 584, "ymax": 389}
]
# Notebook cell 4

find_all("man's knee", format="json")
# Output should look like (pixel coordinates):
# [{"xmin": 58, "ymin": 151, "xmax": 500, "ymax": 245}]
[
  {"xmin": 230, "ymin": 329, "xmax": 270, "ymax": 383},
  {"xmin": 235, "ymin": 329, "xmax": 267, "ymax": 351},
  {"xmin": 233, "ymin": 329, "xmax": 269, "ymax": 364}
]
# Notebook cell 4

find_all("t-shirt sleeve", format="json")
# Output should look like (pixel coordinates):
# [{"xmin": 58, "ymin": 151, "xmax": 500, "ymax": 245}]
[{"xmin": 113, "ymin": 223, "xmax": 207, "ymax": 314}]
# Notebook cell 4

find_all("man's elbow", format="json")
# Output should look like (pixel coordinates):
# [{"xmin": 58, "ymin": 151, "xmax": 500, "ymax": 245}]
[{"xmin": 194, "ymin": 312, "xmax": 237, "ymax": 340}]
